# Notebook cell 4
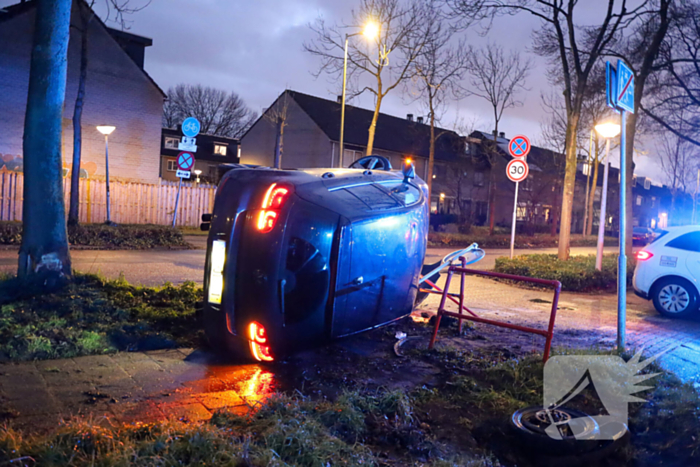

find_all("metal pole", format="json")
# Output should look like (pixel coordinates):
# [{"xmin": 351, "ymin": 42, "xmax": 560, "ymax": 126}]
[
  {"xmin": 339, "ymin": 35, "xmax": 349, "ymax": 168},
  {"xmin": 172, "ymin": 176, "xmax": 183, "ymax": 228},
  {"xmin": 105, "ymin": 135, "xmax": 111, "ymax": 224},
  {"xmin": 618, "ymin": 111, "xmax": 628, "ymax": 352},
  {"xmin": 510, "ymin": 181, "xmax": 519, "ymax": 259},
  {"xmin": 583, "ymin": 129, "xmax": 593, "ymax": 235},
  {"xmin": 596, "ymin": 138, "xmax": 611, "ymax": 271}
]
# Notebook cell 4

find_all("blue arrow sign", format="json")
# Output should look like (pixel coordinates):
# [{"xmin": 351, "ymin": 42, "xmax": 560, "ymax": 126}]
[{"xmin": 616, "ymin": 60, "xmax": 635, "ymax": 114}]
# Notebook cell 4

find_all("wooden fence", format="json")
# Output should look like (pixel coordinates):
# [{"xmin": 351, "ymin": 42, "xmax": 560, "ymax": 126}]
[{"xmin": 0, "ymin": 172, "xmax": 216, "ymax": 227}]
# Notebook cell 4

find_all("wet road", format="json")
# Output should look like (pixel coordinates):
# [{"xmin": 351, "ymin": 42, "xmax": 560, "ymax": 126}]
[{"xmin": 0, "ymin": 238, "xmax": 617, "ymax": 286}]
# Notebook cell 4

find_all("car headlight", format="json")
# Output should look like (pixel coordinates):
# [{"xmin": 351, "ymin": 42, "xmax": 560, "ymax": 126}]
[{"xmin": 208, "ymin": 240, "xmax": 226, "ymax": 304}]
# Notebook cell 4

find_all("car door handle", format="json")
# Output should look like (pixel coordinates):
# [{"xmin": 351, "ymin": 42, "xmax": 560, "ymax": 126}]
[{"xmin": 351, "ymin": 276, "xmax": 364, "ymax": 285}]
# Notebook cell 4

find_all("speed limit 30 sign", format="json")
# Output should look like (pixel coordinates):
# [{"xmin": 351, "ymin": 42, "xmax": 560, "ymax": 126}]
[{"xmin": 506, "ymin": 159, "xmax": 529, "ymax": 183}]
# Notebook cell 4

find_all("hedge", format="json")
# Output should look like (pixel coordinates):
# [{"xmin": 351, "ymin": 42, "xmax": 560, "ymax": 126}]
[
  {"xmin": 494, "ymin": 253, "xmax": 635, "ymax": 292},
  {"xmin": 0, "ymin": 222, "xmax": 190, "ymax": 250}
]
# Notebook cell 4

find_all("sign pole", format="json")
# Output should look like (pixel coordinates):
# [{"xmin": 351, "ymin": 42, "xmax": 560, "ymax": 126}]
[
  {"xmin": 618, "ymin": 111, "xmax": 628, "ymax": 352},
  {"xmin": 172, "ymin": 177, "xmax": 183, "ymax": 227},
  {"xmin": 510, "ymin": 181, "xmax": 519, "ymax": 259}
]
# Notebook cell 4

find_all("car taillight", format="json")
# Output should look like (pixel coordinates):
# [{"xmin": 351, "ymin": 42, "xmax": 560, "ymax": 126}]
[
  {"xmin": 637, "ymin": 251, "xmax": 653, "ymax": 261},
  {"xmin": 248, "ymin": 322, "xmax": 274, "ymax": 362},
  {"xmin": 256, "ymin": 183, "xmax": 290, "ymax": 233}
]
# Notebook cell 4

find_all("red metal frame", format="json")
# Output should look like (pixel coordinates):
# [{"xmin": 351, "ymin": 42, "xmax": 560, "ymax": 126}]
[{"xmin": 424, "ymin": 260, "xmax": 562, "ymax": 362}]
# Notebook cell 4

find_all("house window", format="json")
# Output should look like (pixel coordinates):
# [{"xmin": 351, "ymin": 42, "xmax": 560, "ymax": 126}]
[
  {"xmin": 164, "ymin": 137, "xmax": 179, "ymax": 149},
  {"xmin": 644, "ymin": 179, "xmax": 651, "ymax": 190},
  {"xmin": 517, "ymin": 204, "xmax": 527, "ymax": 220},
  {"xmin": 636, "ymin": 195, "xmax": 643, "ymax": 206},
  {"xmin": 214, "ymin": 144, "xmax": 228, "ymax": 156},
  {"xmin": 434, "ymin": 164, "xmax": 446, "ymax": 180},
  {"xmin": 474, "ymin": 171, "xmax": 485, "ymax": 187},
  {"xmin": 651, "ymin": 196, "xmax": 656, "ymax": 207},
  {"xmin": 166, "ymin": 159, "xmax": 177, "ymax": 172}
]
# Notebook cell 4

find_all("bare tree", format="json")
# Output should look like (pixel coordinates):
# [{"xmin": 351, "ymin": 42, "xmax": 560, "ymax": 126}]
[
  {"xmin": 412, "ymin": 3, "xmax": 469, "ymax": 200},
  {"xmin": 163, "ymin": 84, "xmax": 258, "ymax": 138},
  {"xmin": 466, "ymin": 43, "xmax": 531, "ymax": 234},
  {"xmin": 449, "ymin": 0, "xmax": 638, "ymax": 259},
  {"xmin": 305, "ymin": 0, "xmax": 433, "ymax": 155},
  {"xmin": 263, "ymin": 91, "xmax": 291, "ymax": 169},
  {"xmin": 68, "ymin": 0, "xmax": 151, "ymax": 226},
  {"xmin": 20, "ymin": 0, "xmax": 72, "ymax": 283},
  {"xmin": 658, "ymin": 124, "xmax": 698, "ymax": 223}
]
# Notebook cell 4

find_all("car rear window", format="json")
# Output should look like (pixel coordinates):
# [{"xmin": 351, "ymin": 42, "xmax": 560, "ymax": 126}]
[{"xmin": 665, "ymin": 231, "xmax": 700, "ymax": 252}]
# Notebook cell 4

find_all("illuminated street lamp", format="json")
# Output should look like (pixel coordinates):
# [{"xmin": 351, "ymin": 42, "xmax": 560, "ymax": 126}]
[
  {"xmin": 339, "ymin": 21, "xmax": 380, "ymax": 166},
  {"xmin": 96, "ymin": 125, "xmax": 116, "ymax": 225},
  {"xmin": 194, "ymin": 169, "xmax": 202, "ymax": 184},
  {"xmin": 594, "ymin": 121, "xmax": 621, "ymax": 270}
]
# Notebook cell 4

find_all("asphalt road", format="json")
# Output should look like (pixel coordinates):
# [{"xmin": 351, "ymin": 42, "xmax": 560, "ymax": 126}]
[{"xmin": 0, "ymin": 237, "xmax": 619, "ymax": 286}]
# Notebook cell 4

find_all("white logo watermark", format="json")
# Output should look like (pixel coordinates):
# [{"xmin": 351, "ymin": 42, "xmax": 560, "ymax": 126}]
[{"xmin": 542, "ymin": 349, "xmax": 662, "ymax": 440}]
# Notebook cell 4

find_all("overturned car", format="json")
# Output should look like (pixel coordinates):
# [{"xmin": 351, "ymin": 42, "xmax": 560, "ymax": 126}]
[{"xmin": 201, "ymin": 156, "xmax": 429, "ymax": 361}]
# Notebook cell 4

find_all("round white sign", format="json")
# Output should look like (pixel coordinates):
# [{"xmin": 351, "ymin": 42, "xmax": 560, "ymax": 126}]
[{"xmin": 506, "ymin": 159, "xmax": 529, "ymax": 183}]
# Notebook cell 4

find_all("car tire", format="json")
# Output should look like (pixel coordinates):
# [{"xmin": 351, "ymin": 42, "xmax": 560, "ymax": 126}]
[{"xmin": 652, "ymin": 277, "xmax": 699, "ymax": 318}]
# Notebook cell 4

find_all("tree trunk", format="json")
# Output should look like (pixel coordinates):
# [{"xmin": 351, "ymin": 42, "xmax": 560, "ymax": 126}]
[
  {"xmin": 488, "ymin": 128, "xmax": 498, "ymax": 235},
  {"xmin": 68, "ymin": 10, "xmax": 91, "ymax": 226},
  {"xmin": 366, "ymin": 92, "xmax": 382, "ymax": 155},
  {"xmin": 18, "ymin": 0, "xmax": 73, "ymax": 284},
  {"xmin": 557, "ymin": 113, "xmax": 581, "ymax": 259},
  {"xmin": 586, "ymin": 145, "xmax": 600, "ymax": 236}
]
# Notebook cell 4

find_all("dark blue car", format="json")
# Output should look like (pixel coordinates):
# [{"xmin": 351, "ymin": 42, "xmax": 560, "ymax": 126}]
[{"xmin": 201, "ymin": 157, "xmax": 429, "ymax": 361}]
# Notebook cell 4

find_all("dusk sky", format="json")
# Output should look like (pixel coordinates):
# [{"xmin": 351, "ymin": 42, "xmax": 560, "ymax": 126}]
[{"xmin": 1, "ymin": 0, "xmax": 661, "ymax": 179}]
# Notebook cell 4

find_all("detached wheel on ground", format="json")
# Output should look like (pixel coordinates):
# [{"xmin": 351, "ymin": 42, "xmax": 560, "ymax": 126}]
[
  {"xmin": 652, "ymin": 277, "xmax": 699, "ymax": 318},
  {"xmin": 511, "ymin": 406, "xmax": 599, "ymax": 455}
]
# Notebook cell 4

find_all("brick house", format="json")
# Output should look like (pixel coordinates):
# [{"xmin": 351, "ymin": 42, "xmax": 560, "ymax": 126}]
[
  {"xmin": 240, "ymin": 90, "xmax": 491, "ymax": 217},
  {"xmin": 0, "ymin": 0, "xmax": 165, "ymax": 184},
  {"xmin": 160, "ymin": 128, "xmax": 239, "ymax": 183}
]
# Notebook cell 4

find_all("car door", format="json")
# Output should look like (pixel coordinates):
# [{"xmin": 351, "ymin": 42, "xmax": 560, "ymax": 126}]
[{"xmin": 665, "ymin": 231, "xmax": 700, "ymax": 284}]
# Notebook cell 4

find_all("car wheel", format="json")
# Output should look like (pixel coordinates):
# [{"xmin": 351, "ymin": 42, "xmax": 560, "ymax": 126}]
[{"xmin": 652, "ymin": 277, "xmax": 699, "ymax": 318}]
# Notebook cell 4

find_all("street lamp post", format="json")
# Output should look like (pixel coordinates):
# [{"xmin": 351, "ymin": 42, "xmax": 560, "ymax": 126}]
[
  {"xmin": 96, "ymin": 125, "xmax": 116, "ymax": 225},
  {"xmin": 339, "ymin": 22, "xmax": 379, "ymax": 167},
  {"xmin": 594, "ymin": 121, "xmax": 621, "ymax": 271},
  {"xmin": 194, "ymin": 169, "xmax": 202, "ymax": 184}
]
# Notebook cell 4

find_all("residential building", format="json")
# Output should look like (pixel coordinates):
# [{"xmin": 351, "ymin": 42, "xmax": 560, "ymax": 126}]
[
  {"xmin": 160, "ymin": 128, "xmax": 239, "ymax": 183},
  {"xmin": 0, "ymin": 0, "xmax": 165, "ymax": 184}
]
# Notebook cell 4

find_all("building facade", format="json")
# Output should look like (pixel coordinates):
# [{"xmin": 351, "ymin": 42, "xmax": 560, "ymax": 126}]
[{"xmin": 0, "ymin": 0, "xmax": 165, "ymax": 184}]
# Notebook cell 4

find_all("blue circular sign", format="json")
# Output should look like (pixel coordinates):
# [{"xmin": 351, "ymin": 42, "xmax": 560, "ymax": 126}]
[
  {"xmin": 508, "ymin": 135, "xmax": 531, "ymax": 159},
  {"xmin": 182, "ymin": 117, "xmax": 201, "ymax": 138}
]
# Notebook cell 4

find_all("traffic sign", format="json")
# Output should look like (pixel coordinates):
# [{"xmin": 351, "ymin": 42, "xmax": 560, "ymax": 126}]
[
  {"xmin": 182, "ymin": 117, "xmax": 201, "ymax": 138},
  {"xmin": 606, "ymin": 61, "xmax": 620, "ymax": 112},
  {"xmin": 506, "ymin": 159, "xmax": 529, "ymax": 183},
  {"xmin": 508, "ymin": 135, "xmax": 531, "ymax": 159},
  {"xmin": 176, "ymin": 169, "xmax": 191, "ymax": 179},
  {"xmin": 616, "ymin": 60, "xmax": 635, "ymax": 114},
  {"xmin": 177, "ymin": 152, "xmax": 195, "ymax": 171}
]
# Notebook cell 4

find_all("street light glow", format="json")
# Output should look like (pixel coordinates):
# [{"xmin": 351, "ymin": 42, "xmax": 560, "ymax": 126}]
[
  {"xmin": 363, "ymin": 21, "xmax": 380, "ymax": 40},
  {"xmin": 595, "ymin": 122, "xmax": 621, "ymax": 139},
  {"xmin": 96, "ymin": 125, "xmax": 116, "ymax": 136}
]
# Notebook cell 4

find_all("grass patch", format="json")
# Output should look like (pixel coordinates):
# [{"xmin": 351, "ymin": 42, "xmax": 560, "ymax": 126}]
[
  {"xmin": 429, "ymin": 231, "xmax": 617, "ymax": 249},
  {"xmin": 0, "ymin": 273, "xmax": 201, "ymax": 361},
  {"xmin": 0, "ymin": 391, "xmax": 497, "ymax": 466},
  {"xmin": 0, "ymin": 221, "xmax": 191, "ymax": 249},
  {"xmin": 493, "ymin": 253, "xmax": 635, "ymax": 291}
]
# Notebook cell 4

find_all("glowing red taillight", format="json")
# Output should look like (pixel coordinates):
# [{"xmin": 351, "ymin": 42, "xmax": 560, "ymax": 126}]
[
  {"xmin": 248, "ymin": 322, "xmax": 274, "ymax": 362},
  {"xmin": 256, "ymin": 184, "xmax": 290, "ymax": 233},
  {"xmin": 637, "ymin": 250, "xmax": 653, "ymax": 261}
]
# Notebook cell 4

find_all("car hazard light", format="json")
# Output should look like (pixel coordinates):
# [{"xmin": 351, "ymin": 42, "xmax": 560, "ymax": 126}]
[
  {"xmin": 248, "ymin": 322, "xmax": 274, "ymax": 362},
  {"xmin": 637, "ymin": 250, "xmax": 653, "ymax": 261},
  {"xmin": 257, "ymin": 183, "xmax": 290, "ymax": 233}
]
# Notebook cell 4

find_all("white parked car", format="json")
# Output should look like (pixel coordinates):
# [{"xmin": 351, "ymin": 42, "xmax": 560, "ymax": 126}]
[{"xmin": 633, "ymin": 225, "xmax": 700, "ymax": 318}]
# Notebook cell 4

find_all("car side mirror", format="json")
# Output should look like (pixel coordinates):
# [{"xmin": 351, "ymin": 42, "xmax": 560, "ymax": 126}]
[{"xmin": 402, "ymin": 159, "xmax": 416, "ymax": 182}]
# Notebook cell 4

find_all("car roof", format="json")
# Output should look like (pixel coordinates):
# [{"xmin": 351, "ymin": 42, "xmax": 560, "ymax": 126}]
[{"xmin": 660, "ymin": 225, "xmax": 700, "ymax": 237}]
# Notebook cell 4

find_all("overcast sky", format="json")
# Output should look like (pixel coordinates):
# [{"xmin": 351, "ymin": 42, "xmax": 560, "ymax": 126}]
[{"xmin": 1, "ymin": 0, "xmax": 662, "ymax": 180}]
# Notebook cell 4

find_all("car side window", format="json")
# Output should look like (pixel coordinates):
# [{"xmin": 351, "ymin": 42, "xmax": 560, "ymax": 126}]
[
  {"xmin": 346, "ymin": 184, "xmax": 401, "ymax": 210},
  {"xmin": 665, "ymin": 232, "xmax": 700, "ymax": 252},
  {"xmin": 379, "ymin": 181, "xmax": 422, "ymax": 206}
]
